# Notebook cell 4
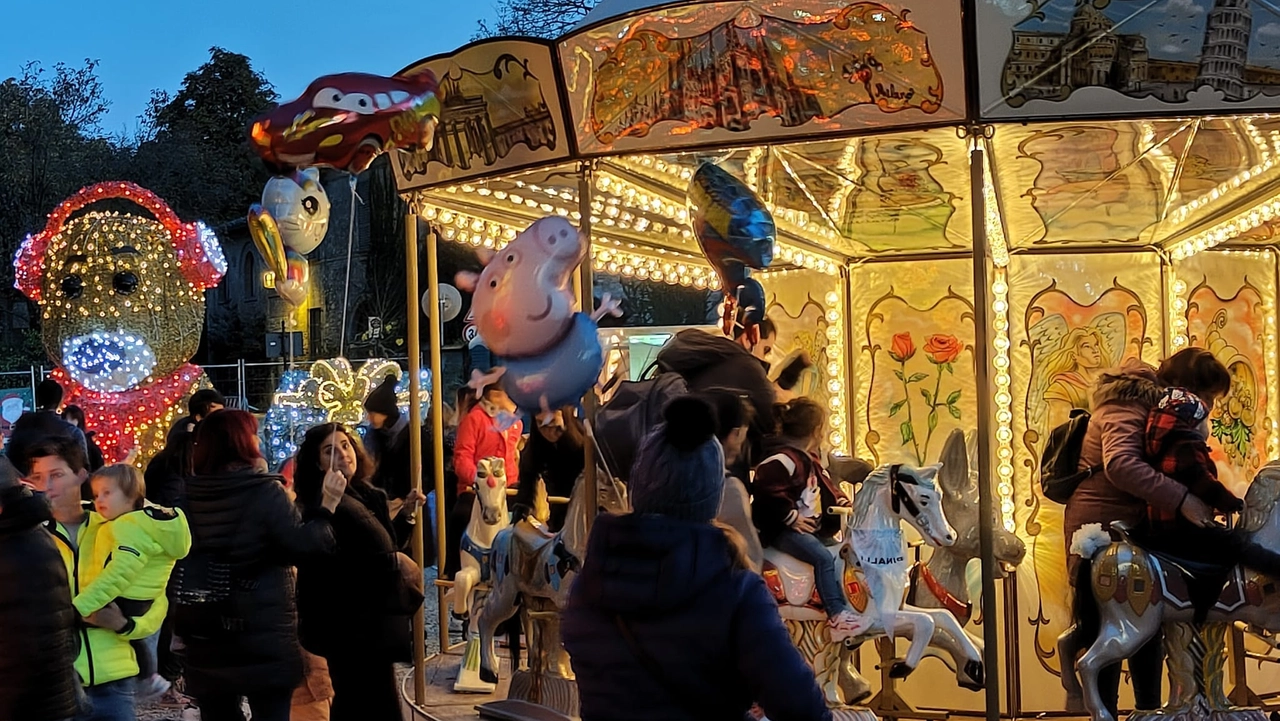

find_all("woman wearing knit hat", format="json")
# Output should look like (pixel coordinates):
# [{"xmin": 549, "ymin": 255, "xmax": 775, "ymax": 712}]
[{"xmin": 561, "ymin": 396, "xmax": 831, "ymax": 721}]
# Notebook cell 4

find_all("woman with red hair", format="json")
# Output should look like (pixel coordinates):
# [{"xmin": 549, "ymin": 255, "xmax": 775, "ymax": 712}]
[{"xmin": 178, "ymin": 410, "xmax": 346, "ymax": 721}]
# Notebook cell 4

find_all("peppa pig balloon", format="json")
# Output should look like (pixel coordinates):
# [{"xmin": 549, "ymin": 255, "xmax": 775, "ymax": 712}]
[{"xmin": 455, "ymin": 216, "xmax": 585, "ymax": 358}]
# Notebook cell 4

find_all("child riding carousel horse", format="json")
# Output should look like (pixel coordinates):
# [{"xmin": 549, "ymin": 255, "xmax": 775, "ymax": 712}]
[{"xmin": 753, "ymin": 398, "xmax": 865, "ymax": 641}]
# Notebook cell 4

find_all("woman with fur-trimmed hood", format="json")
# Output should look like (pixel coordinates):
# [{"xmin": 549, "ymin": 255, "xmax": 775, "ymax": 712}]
[{"xmin": 1060, "ymin": 349, "xmax": 1230, "ymax": 718}]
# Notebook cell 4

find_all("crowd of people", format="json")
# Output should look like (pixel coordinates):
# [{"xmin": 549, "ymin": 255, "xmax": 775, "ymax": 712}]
[
  {"xmin": 1, "ymin": 381, "xmax": 427, "ymax": 721},
  {"xmin": 7, "ymin": 315, "xmax": 1280, "ymax": 721}
]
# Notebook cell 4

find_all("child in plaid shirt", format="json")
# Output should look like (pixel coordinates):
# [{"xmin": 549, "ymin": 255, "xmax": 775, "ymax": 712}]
[{"xmin": 1144, "ymin": 388, "xmax": 1280, "ymax": 591}]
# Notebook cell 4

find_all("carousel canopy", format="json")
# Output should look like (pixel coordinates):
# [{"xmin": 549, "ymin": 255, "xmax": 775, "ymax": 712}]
[{"xmin": 393, "ymin": 0, "xmax": 1280, "ymax": 269}]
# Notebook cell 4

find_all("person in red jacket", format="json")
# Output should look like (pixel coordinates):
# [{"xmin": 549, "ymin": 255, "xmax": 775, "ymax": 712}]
[{"xmin": 445, "ymin": 381, "xmax": 522, "ymax": 579}]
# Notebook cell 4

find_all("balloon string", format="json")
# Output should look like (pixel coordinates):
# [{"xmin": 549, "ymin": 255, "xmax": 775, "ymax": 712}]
[{"xmin": 339, "ymin": 175, "xmax": 361, "ymax": 359}]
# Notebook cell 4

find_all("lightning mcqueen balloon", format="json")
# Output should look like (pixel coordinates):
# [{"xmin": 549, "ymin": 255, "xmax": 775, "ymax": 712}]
[{"xmin": 249, "ymin": 71, "xmax": 441, "ymax": 174}]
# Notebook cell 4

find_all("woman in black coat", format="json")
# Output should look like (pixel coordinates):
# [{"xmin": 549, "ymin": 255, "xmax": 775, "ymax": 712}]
[
  {"xmin": 180, "ymin": 410, "xmax": 344, "ymax": 721},
  {"xmin": 293, "ymin": 422, "xmax": 426, "ymax": 721},
  {"xmin": 0, "ymin": 472, "xmax": 81, "ymax": 721},
  {"xmin": 513, "ymin": 407, "xmax": 585, "ymax": 532}
]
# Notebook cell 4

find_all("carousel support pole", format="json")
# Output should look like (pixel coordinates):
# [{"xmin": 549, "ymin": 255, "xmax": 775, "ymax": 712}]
[
  {"xmin": 968, "ymin": 137, "xmax": 1002, "ymax": 721},
  {"xmin": 578, "ymin": 162, "xmax": 598, "ymax": 530},
  {"xmin": 428, "ymin": 228, "xmax": 450, "ymax": 667},
  {"xmin": 404, "ymin": 213, "xmax": 426, "ymax": 705}
]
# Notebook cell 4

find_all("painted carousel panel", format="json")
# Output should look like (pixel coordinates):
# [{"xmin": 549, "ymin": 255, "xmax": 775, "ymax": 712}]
[
  {"xmin": 391, "ymin": 40, "xmax": 572, "ymax": 191},
  {"xmin": 977, "ymin": 0, "xmax": 1280, "ymax": 119},
  {"xmin": 1004, "ymin": 251, "xmax": 1165, "ymax": 713},
  {"xmin": 1172, "ymin": 249, "xmax": 1279, "ymax": 497},
  {"xmin": 849, "ymin": 258, "xmax": 977, "ymax": 468},
  {"xmin": 558, "ymin": 0, "xmax": 966, "ymax": 155}
]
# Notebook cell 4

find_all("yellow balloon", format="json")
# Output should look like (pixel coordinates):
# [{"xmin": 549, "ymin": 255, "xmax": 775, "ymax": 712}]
[{"xmin": 247, "ymin": 204, "xmax": 288, "ymax": 277}]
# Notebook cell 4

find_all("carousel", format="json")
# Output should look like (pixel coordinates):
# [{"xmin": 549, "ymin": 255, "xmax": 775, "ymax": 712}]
[{"xmin": 368, "ymin": 0, "xmax": 1280, "ymax": 718}]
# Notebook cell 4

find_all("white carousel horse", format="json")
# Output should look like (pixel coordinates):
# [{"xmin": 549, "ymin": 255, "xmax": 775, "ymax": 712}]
[
  {"xmin": 1074, "ymin": 463, "xmax": 1280, "ymax": 721},
  {"xmin": 474, "ymin": 467, "xmax": 629, "ymax": 689},
  {"xmin": 907, "ymin": 431, "xmax": 1026, "ymax": 623},
  {"xmin": 761, "ymin": 449, "xmax": 986, "ymax": 707},
  {"xmin": 452, "ymin": 457, "xmax": 511, "ymax": 622}
]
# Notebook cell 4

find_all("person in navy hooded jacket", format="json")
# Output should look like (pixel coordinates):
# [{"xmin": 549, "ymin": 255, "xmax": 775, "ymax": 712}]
[{"xmin": 562, "ymin": 396, "xmax": 830, "ymax": 721}]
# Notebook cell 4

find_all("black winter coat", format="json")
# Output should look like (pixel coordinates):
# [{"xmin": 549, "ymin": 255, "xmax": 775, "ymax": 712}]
[
  {"xmin": 180, "ymin": 470, "xmax": 335, "ymax": 697},
  {"xmin": 656, "ymin": 330, "xmax": 777, "ymax": 473},
  {"xmin": 0, "ymin": 486, "xmax": 81, "ymax": 721},
  {"xmin": 367, "ymin": 414, "xmax": 433, "ymax": 502},
  {"xmin": 561, "ymin": 513, "xmax": 831, "ymax": 721},
  {"xmin": 297, "ymin": 481, "xmax": 414, "ymax": 661},
  {"xmin": 144, "ymin": 431, "xmax": 190, "ymax": 508},
  {"xmin": 514, "ymin": 430, "xmax": 584, "ymax": 531}
]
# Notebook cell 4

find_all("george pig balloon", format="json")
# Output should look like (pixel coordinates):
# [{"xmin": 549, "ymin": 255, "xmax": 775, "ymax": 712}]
[{"xmin": 455, "ymin": 216, "xmax": 585, "ymax": 358}]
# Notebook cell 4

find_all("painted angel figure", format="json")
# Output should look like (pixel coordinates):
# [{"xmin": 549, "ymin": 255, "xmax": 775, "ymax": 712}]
[{"xmin": 1028, "ymin": 313, "xmax": 1125, "ymax": 438}]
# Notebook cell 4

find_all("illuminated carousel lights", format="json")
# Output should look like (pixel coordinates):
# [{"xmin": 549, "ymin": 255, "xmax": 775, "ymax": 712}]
[
  {"xmin": 824, "ymin": 289, "xmax": 850, "ymax": 454},
  {"xmin": 1167, "ymin": 196, "xmax": 1280, "ymax": 261},
  {"xmin": 1168, "ymin": 158, "xmax": 1276, "ymax": 228},
  {"xmin": 988, "ymin": 271, "xmax": 1016, "ymax": 532},
  {"xmin": 1169, "ymin": 274, "xmax": 1190, "ymax": 350}
]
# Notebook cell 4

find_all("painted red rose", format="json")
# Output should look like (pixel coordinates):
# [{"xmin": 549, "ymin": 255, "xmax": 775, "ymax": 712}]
[
  {"xmin": 924, "ymin": 334, "xmax": 964, "ymax": 365},
  {"xmin": 889, "ymin": 333, "xmax": 916, "ymax": 363}
]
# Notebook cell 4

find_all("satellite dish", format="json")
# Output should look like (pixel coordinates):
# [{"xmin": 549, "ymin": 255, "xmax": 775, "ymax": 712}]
[{"xmin": 423, "ymin": 283, "xmax": 463, "ymax": 322}]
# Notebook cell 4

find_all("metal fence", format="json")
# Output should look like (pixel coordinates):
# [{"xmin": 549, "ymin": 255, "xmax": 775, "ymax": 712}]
[{"xmin": 15, "ymin": 349, "xmax": 469, "ymax": 414}]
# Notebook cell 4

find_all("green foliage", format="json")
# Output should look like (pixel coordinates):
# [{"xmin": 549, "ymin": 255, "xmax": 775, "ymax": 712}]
[{"xmin": 126, "ymin": 47, "xmax": 277, "ymax": 223}]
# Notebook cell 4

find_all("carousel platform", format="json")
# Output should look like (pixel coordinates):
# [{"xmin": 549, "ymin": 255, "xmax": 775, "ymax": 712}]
[{"xmin": 399, "ymin": 646, "xmax": 521, "ymax": 721}]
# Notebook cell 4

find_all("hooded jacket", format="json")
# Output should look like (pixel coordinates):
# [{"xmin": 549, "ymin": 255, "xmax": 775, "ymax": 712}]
[
  {"xmin": 73, "ymin": 503, "xmax": 192, "ymax": 617},
  {"xmin": 453, "ymin": 403, "xmax": 521, "ymax": 496},
  {"xmin": 180, "ymin": 470, "xmax": 336, "ymax": 696},
  {"xmin": 1144, "ymin": 388, "xmax": 1242, "ymax": 530},
  {"xmin": 1064, "ymin": 360, "xmax": 1190, "ymax": 572},
  {"xmin": 48, "ymin": 502, "xmax": 169, "ymax": 688},
  {"xmin": 752, "ymin": 439, "xmax": 849, "ymax": 546},
  {"xmin": 0, "ymin": 486, "xmax": 81, "ymax": 721},
  {"xmin": 561, "ymin": 513, "xmax": 831, "ymax": 721},
  {"xmin": 656, "ymin": 330, "xmax": 778, "ymax": 471}
]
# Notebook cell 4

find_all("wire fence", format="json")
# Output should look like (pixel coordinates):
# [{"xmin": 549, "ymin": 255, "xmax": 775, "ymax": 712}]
[{"xmin": 12, "ymin": 349, "xmax": 469, "ymax": 415}]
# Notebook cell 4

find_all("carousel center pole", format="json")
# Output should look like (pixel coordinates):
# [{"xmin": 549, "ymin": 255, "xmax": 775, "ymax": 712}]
[
  {"xmin": 578, "ymin": 161, "xmax": 598, "ymax": 532},
  {"xmin": 404, "ymin": 211, "xmax": 426, "ymax": 705},
  {"xmin": 968, "ymin": 135, "xmax": 1002, "ymax": 721}
]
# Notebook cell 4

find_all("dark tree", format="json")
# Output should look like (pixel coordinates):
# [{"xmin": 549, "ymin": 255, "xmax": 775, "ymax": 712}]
[
  {"xmin": 474, "ymin": 0, "xmax": 599, "ymax": 39},
  {"xmin": 127, "ymin": 47, "xmax": 277, "ymax": 224},
  {"xmin": 0, "ymin": 59, "xmax": 126, "ymax": 367}
]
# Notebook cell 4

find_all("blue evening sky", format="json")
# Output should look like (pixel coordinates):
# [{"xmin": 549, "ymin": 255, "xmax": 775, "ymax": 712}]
[
  {"xmin": 0, "ymin": 0, "xmax": 495, "ymax": 136},
  {"xmin": 1016, "ymin": 0, "xmax": 1280, "ymax": 65}
]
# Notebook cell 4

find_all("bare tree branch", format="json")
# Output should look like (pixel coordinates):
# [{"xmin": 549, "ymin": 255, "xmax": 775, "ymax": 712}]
[{"xmin": 473, "ymin": 0, "xmax": 599, "ymax": 39}]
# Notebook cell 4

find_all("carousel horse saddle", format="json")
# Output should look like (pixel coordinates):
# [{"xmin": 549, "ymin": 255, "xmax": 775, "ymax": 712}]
[
  {"xmin": 513, "ymin": 519, "xmax": 557, "ymax": 554},
  {"xmin": 1152, "ymin": 554, "xmax": 1257, "ymax": 617},
  {"xmin": 761, "ymin": 549, "xmax": 826, "ymax": 620},
  {"xmin": 761, "ymin": 547, "xmax": 871, "ymax": 622}
]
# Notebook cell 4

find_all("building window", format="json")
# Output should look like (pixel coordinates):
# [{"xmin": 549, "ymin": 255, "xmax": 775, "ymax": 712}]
[
  {"xmin": 241, "ymin": 251, "xmax": 257, "ymax": 299},
  {"xmin": 308, "ymin": 307, "xmax": 323, "ymax": 358}
]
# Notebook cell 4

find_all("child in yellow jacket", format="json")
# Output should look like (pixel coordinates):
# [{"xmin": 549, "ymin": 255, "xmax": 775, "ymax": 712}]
[{"xmin": 75, "ymin": 464, "xmax": 191, "ymax": 701}]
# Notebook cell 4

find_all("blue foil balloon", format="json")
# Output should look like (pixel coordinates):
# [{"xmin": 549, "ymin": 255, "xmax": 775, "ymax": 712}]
[
  {"xmin": 498, "ymin": 312, "xmax": 603, "ymax": 413},
  {"xmin": 687, "ymin": 163, "xmax": 775, "ymax": 277}
]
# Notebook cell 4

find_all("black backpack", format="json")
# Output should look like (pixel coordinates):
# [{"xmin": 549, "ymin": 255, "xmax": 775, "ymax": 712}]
[
  {"xmin": 595, "ymin": 364, "xmax": 688, "ymax": 482},
  {"xmin": 1040, "ymin": 409, "xmax": 1104, "ymax": 503}
]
